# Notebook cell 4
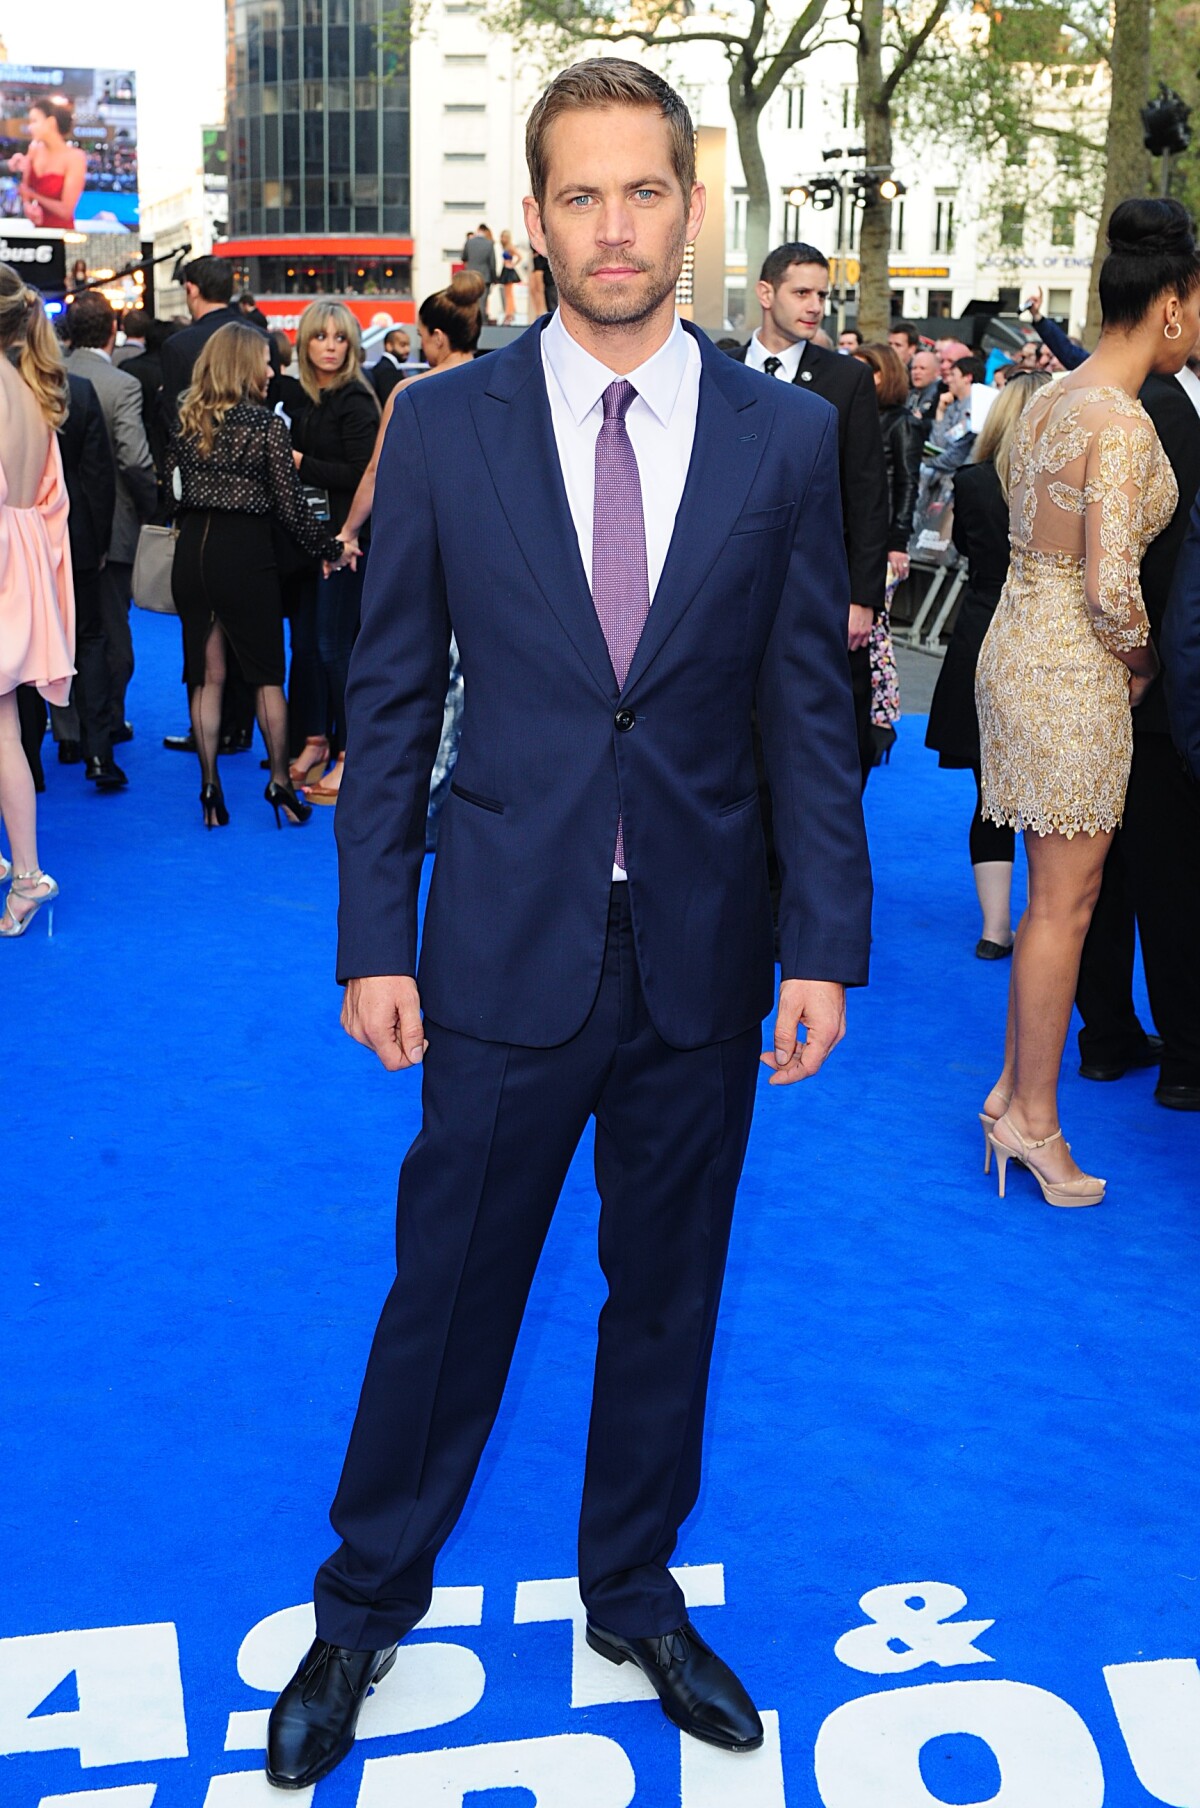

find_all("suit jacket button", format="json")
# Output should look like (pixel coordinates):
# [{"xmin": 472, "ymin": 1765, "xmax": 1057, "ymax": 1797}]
[{"xmin": 614, "ymin": 708, "xmax": 635, "ymax": 733}]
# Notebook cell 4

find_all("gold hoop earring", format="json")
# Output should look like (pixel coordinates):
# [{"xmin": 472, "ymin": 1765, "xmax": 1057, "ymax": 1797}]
[{"xmin": 1165, "ymin": 321, "xmax": 1183, "ymax": 340}]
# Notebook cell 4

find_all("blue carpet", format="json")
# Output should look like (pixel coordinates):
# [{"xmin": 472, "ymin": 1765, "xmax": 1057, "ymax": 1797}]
[{"xmin": 4, "ymin": 610, "xmax": 1199, "ymax": 1808}]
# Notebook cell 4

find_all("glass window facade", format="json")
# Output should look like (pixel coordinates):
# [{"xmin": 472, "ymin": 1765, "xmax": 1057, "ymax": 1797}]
[
  {"xmin": 229, "ymin": 253, "xmax": 412, "ymax": 293},
  {"xmin": 227, "ymin": 0, "xmax": 410, "ymax": 237}
]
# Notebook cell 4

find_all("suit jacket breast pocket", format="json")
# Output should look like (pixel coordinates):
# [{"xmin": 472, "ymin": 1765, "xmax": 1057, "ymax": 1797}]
[{"xmin": 731, "ymin": 503, "xmax": 794, "ymax": 536}]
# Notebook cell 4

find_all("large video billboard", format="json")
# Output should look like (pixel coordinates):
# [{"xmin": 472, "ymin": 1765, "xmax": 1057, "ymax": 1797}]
[{"xmin": 0, "ymin": 66, "xmax": 137, "ymax": 234}]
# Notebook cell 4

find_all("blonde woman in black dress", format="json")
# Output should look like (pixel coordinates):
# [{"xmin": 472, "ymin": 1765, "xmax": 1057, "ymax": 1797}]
[
  {"xmin": 976, "ymin": 199, "xmax": 1200, "ymax": 1205},
  {"xmin": 168, "ymin": 323, "xmax": 342, "ymax": 828}
]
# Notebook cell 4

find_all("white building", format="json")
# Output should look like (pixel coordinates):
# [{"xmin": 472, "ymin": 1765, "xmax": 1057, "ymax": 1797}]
[{"xmin": 408, "ymin": 2, "xmax": 1105, "ymax": 340}]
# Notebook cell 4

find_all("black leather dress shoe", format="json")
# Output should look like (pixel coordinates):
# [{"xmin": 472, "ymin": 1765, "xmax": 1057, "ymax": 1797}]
[
  {"xmin": 85, "ymin": 757, "xmax": 128, "ymax": 790},
  {"xmin": 266, "ymin": 1638, "xmax": 397, "ymax": 1790},
  {"xmin": 112, "ymin": 720, "xmax": 134, "ymax": 744},
  {"xmin": 163, "ymin": 731, "xmax": 196, "ymax": 752},
  {"xmin": 1080, "ymin": 1035, "xmax": 1164, "ymax": 1082},
  {"xmin": 586, "ymin": 1619, "xmax": 763, "ymax": 1752},
  {"xmin": 221, "ymin": 728, "xmax": 254, "ymax": 754},
  {"xmin": 57, "ymin": 738, "xmax": 82, "ymax": 764},
  {"xmin": 1155, "ymin": 1082, "xmax": 1200, "ymax": 1111}
]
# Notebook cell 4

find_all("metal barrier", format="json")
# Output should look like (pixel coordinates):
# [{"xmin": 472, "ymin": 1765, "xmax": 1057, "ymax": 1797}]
[{"xmin": 894, "ymin": 557, "xmax": 968, "ymax": 651}]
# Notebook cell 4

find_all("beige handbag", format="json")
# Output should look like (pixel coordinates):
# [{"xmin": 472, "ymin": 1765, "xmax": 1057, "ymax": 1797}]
[{"xmin": 132, "ymin": 523, "xmax": 179, "ymax": 615}]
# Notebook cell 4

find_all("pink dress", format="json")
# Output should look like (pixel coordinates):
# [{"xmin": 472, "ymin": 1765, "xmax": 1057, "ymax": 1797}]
[{"xmin": 0, "ymin": 434, "xmax": 75, "ymax": 705}]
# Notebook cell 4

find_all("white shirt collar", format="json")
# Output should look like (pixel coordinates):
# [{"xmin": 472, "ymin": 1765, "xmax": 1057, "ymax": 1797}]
[
  {"xmin": 542, "ymin": 309, "xmax": 693, "ymax": 429},
  {"xmin": 1175, "ymin": 364, "xmax": 1200, "ymax": 421},
  {"xmin": 745, "ymin": 331, "xmax": 804, "ymax": 380}
]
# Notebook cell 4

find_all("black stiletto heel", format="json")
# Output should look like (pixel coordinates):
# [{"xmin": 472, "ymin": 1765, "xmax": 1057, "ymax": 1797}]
[
  {"xmin": 264, "ymin": 779, "xmax": 312, "ymax": 827},
  {"xmin": 200, "ymin": 781, "xmax": 229, "ymax": 828}
]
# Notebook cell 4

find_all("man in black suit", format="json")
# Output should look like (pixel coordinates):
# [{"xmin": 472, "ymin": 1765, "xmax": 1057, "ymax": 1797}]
[
  {"xmin": 725, "ymin": 241, "xmax": 889, "ymax": 784},
  {"xmin": 159, "ymin": 255, "xmax": 264, "ymax": 755},
  {"xmin": 1075, "ymin": 367, "xmax": 1200, "ymax": 1109},
  {"xmin": 370, "ymin": 328, "xmax": 411, "ymax": 405}
]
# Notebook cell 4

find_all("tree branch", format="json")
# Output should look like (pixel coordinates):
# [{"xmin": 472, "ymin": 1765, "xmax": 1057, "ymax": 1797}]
[{"xmin": 882, "ymin": 0, "xmax": 952, "ymax": 100}]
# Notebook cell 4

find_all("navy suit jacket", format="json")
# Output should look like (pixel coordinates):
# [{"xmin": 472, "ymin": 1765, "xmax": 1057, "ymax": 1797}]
[{"xmin": 335, "ymin": 318, "xmax": 872, "ymax": 1050}]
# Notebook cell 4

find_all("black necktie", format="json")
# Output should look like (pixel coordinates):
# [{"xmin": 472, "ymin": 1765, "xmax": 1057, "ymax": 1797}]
[{"xmin": 764, "ymin": 356, "xmax": 783, "ymax": 378}]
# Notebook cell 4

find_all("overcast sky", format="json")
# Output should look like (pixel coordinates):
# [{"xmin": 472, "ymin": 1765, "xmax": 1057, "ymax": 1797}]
[{"xmin": 5, "ymin": 1, "xmax": 227, "ymax": 209}]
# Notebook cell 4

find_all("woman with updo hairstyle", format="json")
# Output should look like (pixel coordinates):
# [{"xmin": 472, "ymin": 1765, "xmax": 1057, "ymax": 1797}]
[
  {"xmin": 11, "ymin": 98, "xmax": 88, "ymax": 231},
  {"xmin": 0, "ymin": 263, "xmax": 72, "ymax": 937},
  {"xmin": 974, "ymin": 196, "xmax": 1200, "ymax": 1207},
  {"xmin": 335, "ymin": 270, "xmax": 486, "ymax": 842},
  {"xmin": 338, "ymin": 269, "xmax": 487, "ymax": 565}
]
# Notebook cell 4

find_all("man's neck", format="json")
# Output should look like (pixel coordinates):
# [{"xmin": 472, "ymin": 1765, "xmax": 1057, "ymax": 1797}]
[
  {"xmin": 756, "ymin": 318, "xmax": 805, "ymax": 356},
  {"xmin": 192, "ymin": 298, "xmax": 226, "ymax": 320},
  {"xmin": 557, "ymin": 296, "xmax": 677, "ymax": 377}
]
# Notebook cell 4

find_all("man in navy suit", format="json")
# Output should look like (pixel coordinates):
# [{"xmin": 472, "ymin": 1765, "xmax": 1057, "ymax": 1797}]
[{"xmin": 267, "ymin": 57, "xmax": 872, "ymax": 1792}]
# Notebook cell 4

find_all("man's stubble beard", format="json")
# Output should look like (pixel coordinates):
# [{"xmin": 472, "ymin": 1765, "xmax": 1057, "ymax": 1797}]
[{"xmin": 543, "ymin": 212, "xmax": 688, "ymax": 330}]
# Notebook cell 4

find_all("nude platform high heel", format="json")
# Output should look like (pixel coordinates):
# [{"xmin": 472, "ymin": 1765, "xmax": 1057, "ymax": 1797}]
[{"xmin": 985, "ymin": 1115, "xmax": 1105, "ymax": 1208}]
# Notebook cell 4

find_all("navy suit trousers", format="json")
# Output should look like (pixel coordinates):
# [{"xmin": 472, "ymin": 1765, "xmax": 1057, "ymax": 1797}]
[{"xmin": 314, "ymin": 886, "xmax": 762, "ymax": 1649}]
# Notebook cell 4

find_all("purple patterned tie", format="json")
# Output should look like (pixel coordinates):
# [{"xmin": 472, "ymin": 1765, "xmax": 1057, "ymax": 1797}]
[{"xmin": 592, "ymin": 379, "xmax": 650, "ymax": 870}]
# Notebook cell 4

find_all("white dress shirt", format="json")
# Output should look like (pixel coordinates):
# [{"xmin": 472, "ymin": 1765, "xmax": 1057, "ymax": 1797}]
[
  {"xmin": 541, "ymin": 311, "xmax": 701, "ymax": 879},
  {"xmin": 743, "ymin": 330, "xmax": 805, "ymax": 382}
]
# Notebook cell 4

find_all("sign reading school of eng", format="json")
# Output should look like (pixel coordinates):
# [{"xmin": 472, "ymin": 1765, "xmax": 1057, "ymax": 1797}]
[{"xmin": 2, "ymin": 1567, "xmax": 1198, "ymax": 1805}]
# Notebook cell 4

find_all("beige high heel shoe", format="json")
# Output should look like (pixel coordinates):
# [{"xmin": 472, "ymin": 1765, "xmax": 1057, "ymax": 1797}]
[
  {"xmin": 978, "ymin": 1092, "xmax": 1012, "ymax": 1173},
  {"xmin": 986, "ymin": 1115, "xmax": 1104, "ymax": 1208}
]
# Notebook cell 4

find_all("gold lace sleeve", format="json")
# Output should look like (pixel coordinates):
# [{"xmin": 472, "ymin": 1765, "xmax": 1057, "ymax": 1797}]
[{"xmin": 1082, "ymin": 416, "xmax": 1153, "ymax": 657}]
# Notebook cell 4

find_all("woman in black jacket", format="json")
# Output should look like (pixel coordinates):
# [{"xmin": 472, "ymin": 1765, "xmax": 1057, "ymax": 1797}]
[
  {"xmin": 926, "ymin": 371, "xmax": 1050, "ymax": 955},
  {"xmin": 854, "ymin": 342, "xmax": 922, "ymax": 763},
  {"xmin": 275, "ymin": 302, "xmax": 380, "ymax": 800}
]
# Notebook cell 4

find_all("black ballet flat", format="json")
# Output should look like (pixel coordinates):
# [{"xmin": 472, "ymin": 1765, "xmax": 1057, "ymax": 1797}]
[
  {"xmin": 265, "ymin": 779, "xmax": 312, "ymax": 827},
  {"xmin": 200, "ymin": 781, "xmax": 230, "ymax": 829},
  {"xmin": 975, "ymin": 938, "xmax": 1014, "ymax": 961}
]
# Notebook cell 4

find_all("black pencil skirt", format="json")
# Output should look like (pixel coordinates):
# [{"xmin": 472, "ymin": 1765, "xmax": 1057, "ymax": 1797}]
[{"xmin": 172, "ymin": 510, "xmax": 285, "ymax": 691}]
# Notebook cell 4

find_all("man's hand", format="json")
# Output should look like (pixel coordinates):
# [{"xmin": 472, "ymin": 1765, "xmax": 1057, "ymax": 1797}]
[
  {"xmin": 761, "ymin": 979, "xmax": 846, "ymax": 1086},
  {"xmin": 341, "ymin": 975, "xmax": 428, "ymax": 1071},
  {"xmin": 848, "ymin": 603, "xmax": 874, "ymax": 651}
]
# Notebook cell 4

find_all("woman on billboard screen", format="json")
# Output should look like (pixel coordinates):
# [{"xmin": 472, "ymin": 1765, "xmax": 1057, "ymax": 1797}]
[{"xmin": 10, "ymin": 98, "xmax": 87, "ymax": 231}]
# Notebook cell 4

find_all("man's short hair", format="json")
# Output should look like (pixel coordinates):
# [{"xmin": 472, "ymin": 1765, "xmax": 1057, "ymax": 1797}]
[
  {"xmin": 759, "ymin": 243, "xmax": 829, "ymax": 288},
  {"xmin": 954, "ymin": 355, "xmax": 986, "ymax": 384},
  {"xmin": 841, "ymin": 326, "xmax": 864, "ymax": 345},
  {"xmin": 384, "ymin": 328, "xmax": 409, "ymax": 350},
  {"xmin": 526, "ymin": 58, "xmax": 695, "ymax": 208},
  {"xmin": 890, "ymin": 321, "xmax": 920, "ymax": 347},
  {"xmin": 120, "ymin": 308, "xmax": 152, "ymax": 339},
  {"xmin": 66, "ymin": 291, "xmax": 116, "ymax": 349},
  {"xmin": 181, "ymin": 255, "xmax": 234, "ymax": 305}
]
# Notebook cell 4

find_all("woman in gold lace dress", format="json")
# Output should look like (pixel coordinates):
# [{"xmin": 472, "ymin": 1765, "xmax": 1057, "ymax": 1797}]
[{"xmin": 976, "ymin": 198, "xmax": 1200, "ymax": 1206}]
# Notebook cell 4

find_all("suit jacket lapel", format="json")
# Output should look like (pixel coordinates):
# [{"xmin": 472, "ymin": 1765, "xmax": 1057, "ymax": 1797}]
[
  {"xmin": 469, "ymin": 321, "xmax": 618, "ymax": 703},
  {"xmin": 623, "ymin": 329, "xmax": 770, "ymax": 697}
]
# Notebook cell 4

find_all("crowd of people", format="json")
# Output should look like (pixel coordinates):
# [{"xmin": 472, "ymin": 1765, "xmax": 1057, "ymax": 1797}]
[{"xmin": 0, "ymin": 174, "xmax": 1198, "ymax": 1181}]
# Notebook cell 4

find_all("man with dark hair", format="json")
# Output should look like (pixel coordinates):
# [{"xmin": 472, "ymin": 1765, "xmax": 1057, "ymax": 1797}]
[
  {"xmin": 725, "ymin": 241, "xmax": 889, "ymax": 784},
  {"xmin": 113, "ymin": 307, "xmax": 152, "ymax": 367},
  {"xmin": 157, "ymin": 255, "xmax": 242, "ymax": 425},
  {"xmin": 370, "ymin": 327, "xmax": 412, "ymax": 405},
  {"xmin": 266, "ymin": 58, "xmax": 870, "ymax": 1792},
  {"xmin": 888, "ymin": 321, "xmax": 920, "ymax": 367},
  {"xmin": 838, "ymin": 326, "xmax": 863, "ymax": 352},
  {"xmin": 65, "ymin": 292, "xmax": 157, "ymax": 782}
]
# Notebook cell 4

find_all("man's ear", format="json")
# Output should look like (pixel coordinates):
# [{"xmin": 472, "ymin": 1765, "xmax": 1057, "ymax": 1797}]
[
  {"xmin": 755, "ymin": 279, "xmax": 774, "ymax": 315},
  {"xmin": 523, "ymin": 194, "xmax": 546, "ymax": 256}
]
